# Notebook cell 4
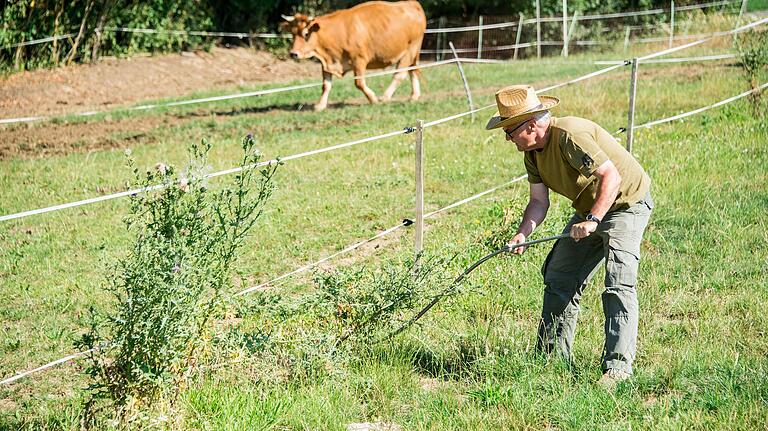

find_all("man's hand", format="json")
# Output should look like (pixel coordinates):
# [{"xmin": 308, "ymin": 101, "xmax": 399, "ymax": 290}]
[
  {"xmin": 508, "ymin": 233, "xmax": 528, "ymax": 254},
  {"xmin": 570, "ymin": 221, "xmax": 598, "ymax": 241}
]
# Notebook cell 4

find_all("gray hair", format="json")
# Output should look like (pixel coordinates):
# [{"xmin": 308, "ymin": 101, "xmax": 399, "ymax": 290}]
[{"xmin": 532, "ymin": 110, "xmax": 551, "ymax": 124}]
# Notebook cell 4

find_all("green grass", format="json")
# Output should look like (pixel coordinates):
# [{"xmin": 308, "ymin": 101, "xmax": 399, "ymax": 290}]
[{"xmin": 1, "ymin": 20, "xmax": 767, "ymax": 430}]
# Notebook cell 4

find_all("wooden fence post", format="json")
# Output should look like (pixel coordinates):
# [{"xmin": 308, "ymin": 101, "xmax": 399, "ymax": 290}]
[
  {"xmin": 624, "ymin": 26, "xmax": 631, "ymax": 54},
  {"xmin": 536, "ymin": 0, "xmax": 542, "ymax": 59},
  {"xmin": 415, "ymin": 120, "xmax": 424, "ymax": 256},
  {"xmin": 626, "ymin": 59, "xmax": 639, "ymax": 153},
  {"xmin": 562, "ymin": 0, "xmax": 568, "ymax": 57},
  {"xmin": 477, "ymin": 15, "xmax": 483, "ymax": 59},
  {"xmin": 669, "ymin": 0, "xmax": 675, "ymax": 49}
]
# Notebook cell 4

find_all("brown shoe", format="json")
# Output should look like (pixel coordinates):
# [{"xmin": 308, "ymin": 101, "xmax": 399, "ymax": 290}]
[{"xmin": 597, "ymin": 369, "xmax": 631, "ymax": 389}]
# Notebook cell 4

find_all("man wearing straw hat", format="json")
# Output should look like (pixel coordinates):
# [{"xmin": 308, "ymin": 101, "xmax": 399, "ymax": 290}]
[{"xmin": 486, "ymin": 84, "xmax": 653, "ymax": 388}]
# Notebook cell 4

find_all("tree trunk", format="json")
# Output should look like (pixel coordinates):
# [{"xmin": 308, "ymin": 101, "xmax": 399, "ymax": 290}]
[
  {"xmin": 51, "ymin": 0, "xmax": 65, "ymax": 65},
  {"xmin": 65, "ymin": 0, "xmax": 96, "ymax": 65},
  {"xmin": 90, "ymin": 0, "xmax": 114, "ymax": 64},
  {"xmin": 13, "ymin": 2, "xmax": 33, "ymax": 70}
]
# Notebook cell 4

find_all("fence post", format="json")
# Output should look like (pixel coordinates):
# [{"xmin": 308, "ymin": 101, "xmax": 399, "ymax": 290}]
[
  {"xmin": 514, "ymin": 13, "xmax": 524, "ymax": 60},
  {"xmin": 477, "ymin": 15, "xmax": 483, "ymax": 59},
  {"xmin": 736, "ymin": 0, "xmax": 748, "ymax": 28},
  {"xmin": 415, "ymin": 119, "xmax": 424, "ymax": 256},
  {"xmin": 624, "ymin": 26, "xmax": 631, "ymax": 54},
  {"xmin": 449, "ymin": 41, "xmax": 475, "ymax": 123},
  {"xmin": 669, "ymin": 0, "xmax": 675, "ymax": 49},
  {"xmin": 626, "ymin": 58, "xmax": 639, "ymax": 153},
  {"xmin": 562, "ymin": 0, "xmax": 568, "ymax": 57},
  {"xmin": 563, "ymin": 10, "xmax": 579, "ymax": 57},
  {"xmin": 536, "ymin": 0, "xmax": 542, "ymax": 59}
]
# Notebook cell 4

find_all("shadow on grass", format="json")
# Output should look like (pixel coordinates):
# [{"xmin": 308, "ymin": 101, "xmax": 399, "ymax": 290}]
[{"xmin": 170, "ymin": 101, "xmax": 370, "ymax": 120}]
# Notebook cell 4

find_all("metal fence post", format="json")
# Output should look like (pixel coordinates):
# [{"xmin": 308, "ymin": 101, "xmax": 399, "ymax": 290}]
[
  {"xmin": 514, "ymin": 13, "xmax": 524, "ymax": 60},
  {"xmin": 449, "ymin": 41, "xmax": 475, "ymax": 122},
  {"xmin": 536, "ymin": 0, "xmax": 542, "ymax": 59},
  {"xmin": 477, "ymin": 15, "xmax": 483, "ymax": 59},
  {"xmin": 562, "ymin": 0, "xmax": 568, "ymax": 57},
  {"xmin": 415, "ymin": 119, "xmax": 424, "ymax": 256},
  {"xmin": 627, "ymin": 58, "xmax": 639, "ymax": 153},
  {"xmin": 669, "ymin": 0, "xmax": 675, "ymax": 49}
]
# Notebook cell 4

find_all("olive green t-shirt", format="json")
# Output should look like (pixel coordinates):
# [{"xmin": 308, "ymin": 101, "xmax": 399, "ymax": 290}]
[{"xmin": 523, "ymin": 116, "xmax": 651, "ymax": 215}]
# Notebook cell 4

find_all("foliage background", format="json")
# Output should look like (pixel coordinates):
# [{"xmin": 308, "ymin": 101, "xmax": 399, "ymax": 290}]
[{"xmin": 0, "ymin": 0, "xmax": 740, "ymax": 71}]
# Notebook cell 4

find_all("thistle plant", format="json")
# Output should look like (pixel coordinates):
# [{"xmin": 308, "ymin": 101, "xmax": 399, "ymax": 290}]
[{"xmin": 77, "ymin": 136, "xmax": 279, "ymax": 426}]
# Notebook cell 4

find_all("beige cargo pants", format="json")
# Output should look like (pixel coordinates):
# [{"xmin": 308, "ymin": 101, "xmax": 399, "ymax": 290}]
[{"xmin": 536, "ymin": 193, "xmax": 653, "ymax": 374}]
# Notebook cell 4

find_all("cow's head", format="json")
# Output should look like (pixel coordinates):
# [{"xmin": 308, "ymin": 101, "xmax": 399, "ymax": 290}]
[{"xmin": 280, "ymin": 13, "xmax": 320, "ymax": 60}]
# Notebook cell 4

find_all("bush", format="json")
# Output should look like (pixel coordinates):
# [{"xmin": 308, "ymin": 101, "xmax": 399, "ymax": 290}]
[
  {"xmin": 734, "ymin": 29, "xmax": 768, "ymax": 115},
  {"xmin": 77, "ymin": 136, "xmax": 279, "ymax": 427}
]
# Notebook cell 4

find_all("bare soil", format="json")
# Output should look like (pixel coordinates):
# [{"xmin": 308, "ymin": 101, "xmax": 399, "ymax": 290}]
[
  {"xmin": 0, "ymin": 47, "xmax": 317, "ymax": 159},
  {"xmin": 1, "ymin": 47, "xmax": 316, "ymax": 119}
]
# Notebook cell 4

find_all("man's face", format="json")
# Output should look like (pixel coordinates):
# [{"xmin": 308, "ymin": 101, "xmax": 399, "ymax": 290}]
[{"xmin": 504, "ymin": 119, "xmax": 537, "ymax": 152}]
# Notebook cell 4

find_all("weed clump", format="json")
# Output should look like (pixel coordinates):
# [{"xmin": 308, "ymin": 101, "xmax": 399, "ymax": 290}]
[
  {"xmin": 77, "ymin": 136, "xmax": 279, "ymax": 427},
  {"xmin": 734, "ymin": 29, "xmax": 768, "ymax": 114},
  {"xmin": 225, "ymin": 255, "xmax": 456, "ymax": 383}
]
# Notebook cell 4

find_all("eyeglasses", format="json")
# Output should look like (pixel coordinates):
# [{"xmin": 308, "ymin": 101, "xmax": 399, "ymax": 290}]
[{"xmin": 504, "ymin": 119, "xmax": 530, "ymax": 139}]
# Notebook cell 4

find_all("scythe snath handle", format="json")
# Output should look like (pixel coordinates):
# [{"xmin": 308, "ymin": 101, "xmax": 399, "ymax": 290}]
[{"xmin": 383, "ymin": 233, "xmax": 571, "ymax": 341}]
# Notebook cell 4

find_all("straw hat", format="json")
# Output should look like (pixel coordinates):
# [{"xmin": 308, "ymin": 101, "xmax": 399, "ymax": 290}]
[{"xmin": 485, "ymin": 85, "xmax": 559, "ymax": 130}]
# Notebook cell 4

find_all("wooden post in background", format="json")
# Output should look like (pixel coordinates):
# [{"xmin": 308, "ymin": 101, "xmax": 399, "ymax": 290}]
[
  {"xmin": 477, "ymin": 15, "xmax": 483, "ymax": 59},
  {"xmin": 414, "ymin": 120, "xmax": 424, "ymax": 256},
  {"xmin": 626, "ymin": 59, "xmax": 639, "ymax": 153},
  {"xmin": 624, "ymin": 26, "xmax": 631, "ymax": 54},
  {"xmin": 514, "ymin": 13, "xmax": 524, "ymax": 60},
  {"xmin": 669, "ymin": 0, "xmax": 675, "ymax": 49},
  {"xmin": 536, "ymin": 0, "xmax": 542, "ymax": 59}
]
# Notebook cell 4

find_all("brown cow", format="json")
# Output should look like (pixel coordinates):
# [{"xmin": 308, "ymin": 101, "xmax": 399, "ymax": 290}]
[{"xmin": 281, "ymin": 1, "xmax": 426, "ymax": 111}]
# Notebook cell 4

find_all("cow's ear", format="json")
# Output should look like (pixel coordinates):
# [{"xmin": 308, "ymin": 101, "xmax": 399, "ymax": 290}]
[{"xmin": 308, "ymin": 21, "xmax": 320, "ymax": 33}]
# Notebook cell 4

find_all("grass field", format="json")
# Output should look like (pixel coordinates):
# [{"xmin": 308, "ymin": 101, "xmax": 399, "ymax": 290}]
[{"xmin": 1, "ymin": 16, "xmax": 767, "ymax": 430}]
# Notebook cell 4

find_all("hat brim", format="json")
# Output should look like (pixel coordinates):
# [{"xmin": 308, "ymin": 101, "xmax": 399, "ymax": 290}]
[{"xmin": 485, "ymin": 95, "xmax": 560, "ymax": 130}]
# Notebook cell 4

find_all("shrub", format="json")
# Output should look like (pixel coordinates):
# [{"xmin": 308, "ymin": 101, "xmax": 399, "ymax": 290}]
[
  {"xmin": 77, "ymin": 136, "xmax": 279, "ymax": 427},
  {"xmin": 734, "ymin": 29, "xmax": 768, "ymax": 114}
]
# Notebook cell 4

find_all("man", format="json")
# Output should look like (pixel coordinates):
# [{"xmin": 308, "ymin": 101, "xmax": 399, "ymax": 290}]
[{"xmin": 486, "ymin": 84, "xmax": 653, "ymax": 387}]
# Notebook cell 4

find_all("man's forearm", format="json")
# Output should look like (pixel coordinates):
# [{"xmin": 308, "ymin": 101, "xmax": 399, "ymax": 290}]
[
  {"xmin": 590, "ymin": 171, "xmax": 621, "ymax": 219},
  {"xmin": 517, "ymin": 201, "xmax": 548, "ymax": 237}
]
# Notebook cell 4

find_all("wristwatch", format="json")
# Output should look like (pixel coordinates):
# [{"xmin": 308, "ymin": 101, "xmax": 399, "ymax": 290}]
[{"xmin": 586, "ymin": 213, "xmax": 602, "ymax": 224}]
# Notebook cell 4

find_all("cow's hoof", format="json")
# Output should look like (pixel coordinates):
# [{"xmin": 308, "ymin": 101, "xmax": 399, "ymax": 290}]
[{"xmin": 314, "ymin": 104, "xmax": 327, "ymax": 112}]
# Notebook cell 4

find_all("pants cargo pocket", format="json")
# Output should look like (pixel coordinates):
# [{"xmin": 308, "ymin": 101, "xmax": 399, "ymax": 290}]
[{"xmin": 605, "ymin": 246, "xmax": 639, "ymax": 288}]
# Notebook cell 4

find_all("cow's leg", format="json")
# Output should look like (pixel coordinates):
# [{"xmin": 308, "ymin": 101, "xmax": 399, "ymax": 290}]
[
  {"xmin": 382, "ymin": 70, "xmax": 407, "ymax": 101},
  {"xmin": 353, "ymin": 64, "xmax": 378, "ymax": 104},
  {"xmin": 409, "ymin": 69, "xmax": 421, "ymax": 101},
  {"xmin": 315, "ymin": 71, "xmax": 333, "ymax": 111}
]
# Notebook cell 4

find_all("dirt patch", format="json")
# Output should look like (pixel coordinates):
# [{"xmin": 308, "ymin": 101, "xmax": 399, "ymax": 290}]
[
  {"xmin": 0, "ymin": 115, "xmax": 168, "ymax": 159},
  {"xmin": 0, "ymin": 47, "xmax": 317, "ymax": 120}
]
